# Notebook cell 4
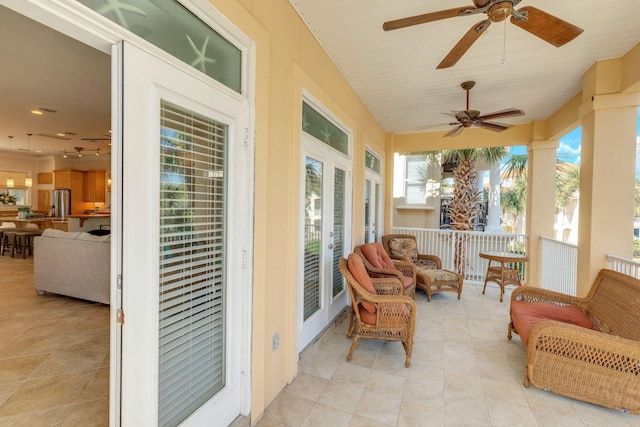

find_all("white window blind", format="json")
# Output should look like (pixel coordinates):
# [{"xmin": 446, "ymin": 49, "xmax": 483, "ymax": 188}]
[
  {"xmin": 304, "ymin": 157, "xmax": 322, "ymax": 320},
  {"xmin": 332, "ymin": 168, "xmax": 345, "ymax": 298},
  {"xmin": 158, "ymin": 101, "xmax": 227, "ymax": 427}
]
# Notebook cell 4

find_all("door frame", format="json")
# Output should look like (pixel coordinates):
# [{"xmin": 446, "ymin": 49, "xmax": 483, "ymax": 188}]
[
  {"xmin": 297, "ymin": 95, "xmax": 352, "ymax": 353},
  {"xmin": 1, "ymin": 0, "xmax": 256, "ymax": 424},
  {"xmin": 364, "ymin": 147, "xmax": 384, "ymax": 243}
]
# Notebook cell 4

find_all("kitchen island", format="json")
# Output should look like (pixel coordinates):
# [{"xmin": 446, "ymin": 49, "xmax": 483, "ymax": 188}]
[{"xmin": 67, "ymin": 213, "xmax": 111, "ymax": 232}]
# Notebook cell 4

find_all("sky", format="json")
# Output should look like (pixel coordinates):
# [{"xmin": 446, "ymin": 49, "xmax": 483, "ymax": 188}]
[{"xmin": 507, "ymin": 107, "xmax": 640, "ymax": 169}]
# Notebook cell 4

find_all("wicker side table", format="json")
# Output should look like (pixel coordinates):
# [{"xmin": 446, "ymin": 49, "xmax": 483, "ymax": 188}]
[{"xmin": 479, "ymin": 251, "xmax": 528, "ymax": 302}]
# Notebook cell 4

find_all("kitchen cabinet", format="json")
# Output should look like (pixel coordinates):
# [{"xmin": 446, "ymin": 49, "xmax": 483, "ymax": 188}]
[
  {"xmin": 54, "ymin": 170, "xmax": 86, "ymax": 214},
  {"xmin": 83, "ymin": 170, "xmax": 106, "ymax": 202}
]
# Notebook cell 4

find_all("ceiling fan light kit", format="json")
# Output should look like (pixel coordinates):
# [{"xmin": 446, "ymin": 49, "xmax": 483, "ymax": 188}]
[{"xmin": 383, "ymin": 0, "xmax": 584, "ymax": 69}]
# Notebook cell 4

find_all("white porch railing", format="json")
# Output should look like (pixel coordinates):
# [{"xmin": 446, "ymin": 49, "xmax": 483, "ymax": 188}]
[
  {"xmin": 540, "ymin": 236, "xmax": 577, "ymax": 295},
  {"xmin": 606, "ymin": 254, "xmax": 640, "ymax": 279},
  {"xmin": 389, "ymin": 227, "xmax": 526, "ymax": 285}
]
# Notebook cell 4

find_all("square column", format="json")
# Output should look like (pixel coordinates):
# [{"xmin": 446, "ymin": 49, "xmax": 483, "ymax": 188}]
[
  {"xmin": 577, "ymin": 96, "xmax": 638, "ymax": 294},
  {"xmin": 526, "ymin": 139, "xmax": 558, "ymax": 286}
]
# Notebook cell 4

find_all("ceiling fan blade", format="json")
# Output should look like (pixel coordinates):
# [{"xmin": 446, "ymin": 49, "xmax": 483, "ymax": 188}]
[
  {"xmin": 476, "ymin": 121, "xmax": 510, "ymax": 132},
  {"xmin": 383, "ymin": 7, "xmax": 475, "ymax": 31},
  {"xmin": 444, "ymin": 125, "xmax": 464, "ymax": 137},
  {"xmin": 477, "ymin": 108, "xmax": 524, "ymax": 121},
  {"xmin": 510, "ymin": 6, "xmax": 583, "ymax": 47},
  {"xmin": 437, "ymin": 19, "xmax": 491, "ymax": 69}
]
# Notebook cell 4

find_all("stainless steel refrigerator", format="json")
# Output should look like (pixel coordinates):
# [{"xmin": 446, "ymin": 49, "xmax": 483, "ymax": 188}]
[{"xmin": 52, "ymin": 189, "xmax": 70, "ymax": 218}]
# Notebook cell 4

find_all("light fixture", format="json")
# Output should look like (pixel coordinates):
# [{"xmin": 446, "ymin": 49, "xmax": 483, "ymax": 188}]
[
  {"xmin": 30, "ymin": 109, "xmax": 44, "ymax": 116},
  {"xmin": 6, "ymin": 177, "xmax": 14, "ymax": 188},
  {"xmin": 25, "ymin": 177, "xmax": 32, "ymax": 187},
  {"xmin": 63, "ymin": 151, "xmax": 68, "ymax": 158},
  {"xmin": 60, "ymin": 146, "xmax": 105, "ymax": 158}
]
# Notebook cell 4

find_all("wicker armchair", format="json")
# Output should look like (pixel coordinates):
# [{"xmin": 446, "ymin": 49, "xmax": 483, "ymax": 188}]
[
  {"xmin": 508, "ymin": 269, "xmax": 640, "ymax": 413},
  {"xmin": 382, "ymin": 234, "xmax": 462, "ymax": 301},
  {"xmin": 340, "ymin": 254, "xmax": 416, "ymax": 367},
  {"xmin": 354, "ymin": 242, "xmax": 416, "ymax": 298}
]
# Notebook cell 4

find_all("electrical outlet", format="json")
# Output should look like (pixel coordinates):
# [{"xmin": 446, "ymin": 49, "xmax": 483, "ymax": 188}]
[{"xmin": 272, "ymin": 333, "xmax": 279, "ymax": 351}]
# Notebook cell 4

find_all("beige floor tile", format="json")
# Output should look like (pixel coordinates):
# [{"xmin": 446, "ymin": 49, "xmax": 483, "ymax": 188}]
[
  {"xmin": 317, "ymin": 381, "xmax": 364, "ymax": 413},
  {"xmin": 263, "ymin": 390, "xmax": 314, "ymax": 426},
  {"xmin": 65, "ymin": 398, "xmax": 109, "ymax": 426},
  {"xmin": 285, "ymin": 372, "xmax": 329, "ymax": 402},
  {"xmin": 354, "ymin": 389, "xmax": 401, "ymax": 426},
  {"xmin": 0, "ymin": 371, "xmax": 95, "ymax": 417},
  {"xmin": 0, "ymin": 354, "xmax": 48, "ymax": 384},
  {"xmin": 300, "ymin": 402, "xmax": 352, "ymax": 427},
  {"xmin": 28, "ymin": 347, "xmax": 108, "ymax": 378},
  {"xmin": 397, "ymin": 400, "xmax": 444, "ymax": 427}
]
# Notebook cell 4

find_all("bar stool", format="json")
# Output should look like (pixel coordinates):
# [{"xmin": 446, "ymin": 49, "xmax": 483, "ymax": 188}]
[
  {"xmin": 10, "ymin": 230, "xmax": 42, "ymax": 258},
  {"xmin": 1, "ymin": 230, "xmax": 17, "ymax": 256},
  {"xmin": 0, "ymin": 223, "xmax": 16, "ymax": 254}
]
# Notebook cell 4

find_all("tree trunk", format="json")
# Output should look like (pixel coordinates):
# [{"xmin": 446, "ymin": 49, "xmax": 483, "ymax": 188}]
[{"xmin": 449, "ymin": 156, "xmax": 481, "ymax": 276}]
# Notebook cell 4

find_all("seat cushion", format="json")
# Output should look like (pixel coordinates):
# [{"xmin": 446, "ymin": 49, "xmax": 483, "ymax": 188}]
[
  {"xmin": 387, "ymin": 237, "xmax": 418, "ymax": 264},
  {"xmin": 417, "ymin": 268, "xmax": 459, "ymax": 282},
  {"xmin": 359, "ymin": 303, "xmax": 410, "ymax": 326},
  {"xmin": 402, "ymin": 275, "xmax": 414, "ymax": 290},
  {"xmin": 361, "ymin": 242, "xmax": 395, "ymax": 270},
  {"xmin": 348, "ymin": 253, "xmax": 377, "ymax": 314},
  {"xmin": 511, "ymin": 301, "xmax": 594, "ymax": 346}
]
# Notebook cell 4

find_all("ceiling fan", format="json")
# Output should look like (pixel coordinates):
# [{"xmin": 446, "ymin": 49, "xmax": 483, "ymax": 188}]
[
  {"xmin": 383, "ymin": 0, "xmax": 584, "ymax": 69},
  {"xmin": 443, "ymin": 80, "xmax": 524, "ymax": 137}
]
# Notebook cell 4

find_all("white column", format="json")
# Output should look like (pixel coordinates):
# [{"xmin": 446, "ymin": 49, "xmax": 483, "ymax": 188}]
[{"xmin": 484, "ymin": 162, "xmax": 503, "ymax": 233}]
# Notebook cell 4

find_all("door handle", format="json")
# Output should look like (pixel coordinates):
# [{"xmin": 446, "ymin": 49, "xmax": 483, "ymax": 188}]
[{"xmin": 328, "ymin": 243, "xmax": 334, "ymax": 250}]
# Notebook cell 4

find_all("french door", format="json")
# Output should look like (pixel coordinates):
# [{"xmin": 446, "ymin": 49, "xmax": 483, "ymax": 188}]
[
  {"xmin": 364, "ymin": 171, "xmax": 382, "ymax": 243},
  {"xmin": 299, "ymin": 134, "xmax": 351, "ymax": 352},
  {"xmin": 117, "ymin": 41, "xmax": 248, "ymax": 426}
]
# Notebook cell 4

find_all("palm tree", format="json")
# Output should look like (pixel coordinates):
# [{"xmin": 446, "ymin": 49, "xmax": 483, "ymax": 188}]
[{"xmin": 437, "ymin": 148, "xmax": 510, "ymax": 276}]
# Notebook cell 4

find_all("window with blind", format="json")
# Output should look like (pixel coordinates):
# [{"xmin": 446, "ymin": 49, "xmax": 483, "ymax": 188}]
[
  {"xmin": 303, "ymin": 157, "xmax": 323, "ymax": 320},
  {"xmin": 332, "ymin": 168, "xmax": 345, "ymax": 298},
  {"xmin": 158, "ymin": 101, "xmax": 227, "ymax": 427}
]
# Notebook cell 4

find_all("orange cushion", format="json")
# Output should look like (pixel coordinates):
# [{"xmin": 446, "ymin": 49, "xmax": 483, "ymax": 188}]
[
  {"xmin": 511, "ymin": 301, "xmax": 594, "ymax": 347},
  {"xmin": 359, "ymin": 305, "xmax": 377, "ymax": 325},
  {"xmin": 402, "ymin": 275, "xmax": 413, "ymax": 290},
  {"xmin": 361, "ymin": 242, "xmax": 395, "ymax": 270},
  {"xmin": 348, "ymin": 253, "xmax": 377, "ymax": 314}
]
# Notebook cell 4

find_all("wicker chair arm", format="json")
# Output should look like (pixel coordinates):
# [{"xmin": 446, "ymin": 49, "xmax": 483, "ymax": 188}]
[
  {"xmin": 371, "ymin": 277, "xmax": 403, "ymax": 295},
  {"xmin": 391, "ymin": 260, "xmax": 417, "ymax": 281},
  {"xmin": 389, "ymin": 254, "xmax": 409, "ymax": 262},
  {"xmin": 416, "ymin": 254, "xmax": 442, "ymax": 269},
  {"xmin": 527, "ymin": 321, "xmax": 640, "ymax": 375},
  {"xmin": 511, "ymin": 285, "xmax": 583, "ymax": 307},
  {"xmin": 376, "ymin": 295, "xmax": 416, "ymax": 327}
]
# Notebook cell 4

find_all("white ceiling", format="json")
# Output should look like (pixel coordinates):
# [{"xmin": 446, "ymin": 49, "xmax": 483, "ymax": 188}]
[
  {"xmin": 2, "ymin": 1, "xmax": 639, "ymax": 159},
  {"xmin": 0, "ymin": 6, "xmax": 110, "ymax": 157},
  {"xmin": 289, "ymin": 0, "xmax": 640, "ymax": 134}
]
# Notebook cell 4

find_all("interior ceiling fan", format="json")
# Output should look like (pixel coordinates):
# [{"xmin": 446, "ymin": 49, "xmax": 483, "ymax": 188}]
[
  {"xmin": 443, "ymin": 80, "xmax": 524, "ymax": 137},
  {"xmin": 383, "ymin": 0, "xmax": 584, "ymax": 69}
]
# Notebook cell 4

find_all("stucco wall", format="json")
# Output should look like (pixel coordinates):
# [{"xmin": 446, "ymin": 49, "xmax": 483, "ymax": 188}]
[{"xmin": 208, "ymin": 0, "xmax": 387, "ymax": 421}]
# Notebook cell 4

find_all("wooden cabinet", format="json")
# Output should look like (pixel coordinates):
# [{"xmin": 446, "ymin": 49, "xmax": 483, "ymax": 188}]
[
  {"xmin": 83, "ymin": 170, "xmax": 106, "ymax": 202},
  {"xmin": 54, "ymin": 170, "xmax": 86, "ymax": 214}
]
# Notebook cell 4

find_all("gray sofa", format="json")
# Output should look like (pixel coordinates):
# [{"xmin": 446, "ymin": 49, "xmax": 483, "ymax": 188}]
[{"xmin": 33, "ymin": 229, "xmax": 110, "ymax": 304}]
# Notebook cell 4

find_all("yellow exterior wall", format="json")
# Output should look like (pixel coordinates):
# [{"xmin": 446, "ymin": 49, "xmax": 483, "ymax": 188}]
[{"xmin": 207, "ymin": 0, "xmax": 386, "ymax": 422}]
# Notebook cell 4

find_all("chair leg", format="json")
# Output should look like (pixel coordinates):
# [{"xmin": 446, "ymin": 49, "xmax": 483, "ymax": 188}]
[
  {"xmin": 403, "ymin": 338, "xmax": 413, "ymax": 368},
  {"xmin": 346, "ymin": 335, "xmax": 359, "ymax": 362}
]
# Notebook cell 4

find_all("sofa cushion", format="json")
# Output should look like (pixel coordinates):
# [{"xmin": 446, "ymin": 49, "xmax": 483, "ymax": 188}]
[
  {"xmin": 361, "ymin": 242, "xmax": 395, "ymax": 270},
  {"xmin": 388, "ymin": 237, "xmax": 419, "ymax": 264},
  {"xmin": 511, "ymin": 301, "xmax": 594, "ymax": 346},
  {"xmin": 76, "ymin": 232, "xmax": 110, "ymax": 243},
  {"xmin": 348, "ymin": 253, "xmax": 377, "ymax": 314},
  {"xmin": 41, "ymin": 229, "xmax": 82, "ymax": 239}
]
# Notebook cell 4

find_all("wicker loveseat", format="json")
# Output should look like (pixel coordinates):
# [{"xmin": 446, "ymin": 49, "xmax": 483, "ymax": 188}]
[{"xmin": 508, "ymin": 269, "xmax": 640, "ymax": 413}]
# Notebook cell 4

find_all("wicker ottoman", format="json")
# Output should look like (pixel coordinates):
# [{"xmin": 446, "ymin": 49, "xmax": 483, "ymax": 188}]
[{"xmin": 416, "ymin": 267, "xmax": 463, "ymax": 302}]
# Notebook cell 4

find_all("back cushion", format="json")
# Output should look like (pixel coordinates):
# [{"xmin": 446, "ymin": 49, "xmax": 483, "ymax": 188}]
[
  {"xmin": 388, "ymin": 237, "xmax": 418, "ymax": 264},
  {"xmin": 347, "ymin": 253, "xmax": 377, "ymax": 314},
  {"xmin": 361, "ymin": 242, "xmax": 395, "ymax": 270}
]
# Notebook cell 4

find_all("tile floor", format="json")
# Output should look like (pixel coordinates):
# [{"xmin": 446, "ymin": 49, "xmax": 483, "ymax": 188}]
[
  {"xmin": 0, "ymin": 255, "xmax": 109, "ymax": 426},
  {"xmin": 255, "ymin": 284, "xmax": 640, "ymax": 427},
  {"xmin": 2, "ymin": 253, "xmax": 639, "ymax": 427}
]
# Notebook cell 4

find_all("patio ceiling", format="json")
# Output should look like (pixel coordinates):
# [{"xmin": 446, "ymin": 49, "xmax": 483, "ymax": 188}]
[{"xmin": 288, "ymin": 0, "xmax": 640, "ymax": 134}]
